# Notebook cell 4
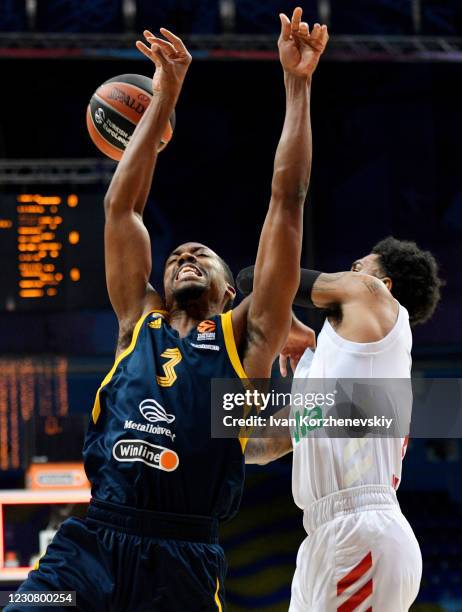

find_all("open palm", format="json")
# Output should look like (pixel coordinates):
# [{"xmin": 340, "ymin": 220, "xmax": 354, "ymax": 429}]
[{"xmin": 279, "ymin": 7, "xmax": 329, "ymax": 79}]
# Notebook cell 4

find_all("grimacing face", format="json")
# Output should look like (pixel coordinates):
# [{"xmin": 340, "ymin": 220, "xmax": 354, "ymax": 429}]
[{"xmin": 163, "ymin": 242, "xmax": 230, "ymax": 307}]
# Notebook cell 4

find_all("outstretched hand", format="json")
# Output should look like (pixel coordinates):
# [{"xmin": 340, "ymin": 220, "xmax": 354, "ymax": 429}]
[
  {"xmin": 278, "ymin": 7, "xmax": 329, "ymax": 80},
  {"xmin": 136, "ymin": 28, "xmax": 192, "ymax": 95}
]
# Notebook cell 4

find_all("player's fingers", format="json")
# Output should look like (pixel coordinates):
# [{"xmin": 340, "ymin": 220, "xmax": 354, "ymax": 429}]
[
  {"xmin": 143, "ymin": 29, "xmax": 155, "ymax": 41},
  {"xmin": 136, "ymin": 40, "xmax": 153, "ymax": 59},
  {"xmin": 279, "ymin": 13, "xmax": 291, "ymax": 41},
  {"xmin": 299, "ymin": 22, "xmax": 309, "ymax": 37},
  {"xmin": 293, "ymin": 22, "xmax": 309, "ymax": 44},
  {"xmin": 291, "ymin": 6, "xmax": 303, "ymax": 33},
  {"xmin": 310, "ymin": 23, "xmax": 322, "ymax": 40},
  {"xmin": 146, "ymin": 35, "xmax": 176, "ymax": 56},
  {"xmin": 320, "ymin": 24, "xmax": 329, "ymax": 45},
  {"xmin": 160, "ymin": 27, "xmax": 188, "ymax": 53},
  {"xmin": 143, "ymin": 29, "xmax": 177, "ymax": 58},
  {"xmin": 151, "ymin": 44, "xmax": 171, "ymax": 67},
  {"xmin": 279, "ymin": 354, "xmax": 288, "ymax": 377}
]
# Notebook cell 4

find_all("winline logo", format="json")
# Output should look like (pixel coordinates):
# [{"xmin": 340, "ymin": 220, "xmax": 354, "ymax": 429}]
[{"xmin": 113, "ymin": 439, "xmax": 179, "ymax": 472}]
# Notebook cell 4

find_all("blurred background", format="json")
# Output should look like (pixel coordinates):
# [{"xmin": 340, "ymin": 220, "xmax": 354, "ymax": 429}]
[{"xmin": 0, "ymin": 1, "xmax": 462, "ymax": 610}]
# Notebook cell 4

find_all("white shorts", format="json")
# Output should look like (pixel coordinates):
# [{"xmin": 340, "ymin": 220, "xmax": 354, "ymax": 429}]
[{"xmin": 289, "ymin": 485, "xmax": 422, "ymax": 612}]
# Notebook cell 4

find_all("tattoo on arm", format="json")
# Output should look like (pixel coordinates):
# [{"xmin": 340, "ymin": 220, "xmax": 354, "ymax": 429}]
[
  {"xmin": 245, "ymin": 436, "xmax": 292, "ymax": 464},
  {"xmin": 314, "ymin": 272, "xmax": 348, "ymax": 291},
  {"xmin": 244, "ymin": 438, "xmax": 268, "ymax": 462},
  {"xmin": 242, "ymin": 318, "xmax": 268, "ymax": 360},
  {"xmin": 361, "ymin": 277, "xmax": 382, "ymax": 295}
]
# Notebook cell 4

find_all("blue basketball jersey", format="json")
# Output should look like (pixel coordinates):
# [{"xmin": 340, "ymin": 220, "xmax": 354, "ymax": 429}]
[{"xmin": 83, "ymin": 310, "xmax": 246, "ymax": 522}]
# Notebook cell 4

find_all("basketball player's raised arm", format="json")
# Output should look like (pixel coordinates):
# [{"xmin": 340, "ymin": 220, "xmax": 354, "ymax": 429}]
[
  {"xmin": 238, "ymin": 10, "xmax": 328, "ymax": 373},
  {"xmin": 103, "ymin": 30, "xmax": 191, "ymax": 338}
]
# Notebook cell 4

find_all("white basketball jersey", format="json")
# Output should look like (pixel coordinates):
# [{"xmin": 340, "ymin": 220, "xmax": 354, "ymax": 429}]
[{"xmin": 291, "ymin": 304, "xmax": 412, "ymax": 511}]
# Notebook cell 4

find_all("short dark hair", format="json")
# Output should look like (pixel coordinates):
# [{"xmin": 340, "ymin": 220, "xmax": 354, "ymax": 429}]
[
  {"xmin": 218, "ymin": 256, "xmax": 235, "ymax": 311},
  {"xmin": 372, "ymin": 236, "xmax": 443, "ymax": 326}
]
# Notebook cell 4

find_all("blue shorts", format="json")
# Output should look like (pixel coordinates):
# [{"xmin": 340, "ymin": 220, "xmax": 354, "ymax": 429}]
[{"xmin": 5, "ymin": 499, "xmax": 227, "ymax": 612}]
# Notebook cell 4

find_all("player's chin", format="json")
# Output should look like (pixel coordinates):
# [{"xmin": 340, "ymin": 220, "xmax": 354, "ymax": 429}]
[{"xmin": 172, "ymin": 280, "xmax": 208, "ymax": 302}]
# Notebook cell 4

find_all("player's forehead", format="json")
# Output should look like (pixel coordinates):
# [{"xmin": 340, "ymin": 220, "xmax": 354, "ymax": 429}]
[
  {"xmin": 168, "ymin": 243, "xmax": 217, "ymax": 258},
  {"xmin": 351, "ymin": 253, "xmax": 380, "ymax": 268}
]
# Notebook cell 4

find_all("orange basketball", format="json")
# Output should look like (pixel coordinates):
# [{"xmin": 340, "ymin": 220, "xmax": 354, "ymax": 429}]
[{"xmin": 86, "ymin": 74, "xmax": 175, "ymax": 161}]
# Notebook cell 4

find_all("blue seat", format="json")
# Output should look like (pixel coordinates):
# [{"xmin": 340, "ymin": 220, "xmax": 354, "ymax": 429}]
[
  {"xmin": 0, "ymin": 0, "xmax": 27, "ymax": 31},
  {"xmin": 36, "ymin": 0, "xmax": 124, "ymax": 33},
  {"xmin": 234, "ymin": 0, "xmax": 319, "ymax": 34},
  {"xmin": 329, "ymin": 0, "xmax": 414, "ymax": 35},
  {"xmin": 135, "ymin": 0, "xmax": 221, "ymax": 34}
]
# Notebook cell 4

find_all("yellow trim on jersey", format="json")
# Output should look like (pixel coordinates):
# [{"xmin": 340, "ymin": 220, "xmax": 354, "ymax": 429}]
[
  {"xmin": 91, "ymin": 310, "xmax": 165, "ymax": 423},
  {"xmin": 221, "ymin": 310, "xmax": 247, "ymax": 380},
  {"xmin": 220, "ymin": 310, "xmax": 252, "ymax": 453},
  {"xmin": 214, "ymin": 578, "xmax": 223, "ymax": 612}
]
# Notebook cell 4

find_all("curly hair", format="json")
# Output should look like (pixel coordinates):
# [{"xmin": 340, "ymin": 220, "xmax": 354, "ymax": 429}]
[{"xmin": 372, "ymin": 237, "xmax": 443, "ymax": 326}]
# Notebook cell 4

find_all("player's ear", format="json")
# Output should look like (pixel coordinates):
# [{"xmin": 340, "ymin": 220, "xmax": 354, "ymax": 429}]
[
  {"xmin": 381, "ymin": 277, "xmax": 393, "ymax": 292},
  {"xmin": 225, "ymin": 284, "xmax": 236, "ymax": 303}
]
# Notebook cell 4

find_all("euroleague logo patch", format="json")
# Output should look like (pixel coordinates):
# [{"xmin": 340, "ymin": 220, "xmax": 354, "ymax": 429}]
[
  {"xmin": 197, "ymin": 320, "xmax": 216, "ymax": 341},
  {"xmin": 113, "ymin": 439, "xmax": 179, "ymax": 472},
  {"xmin": 197, "ymin": 320, "xmax": 216, "ymax": 334}
]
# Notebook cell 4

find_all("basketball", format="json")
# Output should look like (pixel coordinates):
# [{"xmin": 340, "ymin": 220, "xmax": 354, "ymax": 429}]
[{"xmin": 86, "ymin": 74, "xmax": 176, "ymax": 161}]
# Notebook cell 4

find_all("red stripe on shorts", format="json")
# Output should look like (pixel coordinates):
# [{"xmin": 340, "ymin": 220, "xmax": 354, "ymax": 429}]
[
  {"xmin": 337, "ymin": 578, "xmax": 373, "ymax": 612},
  {"xmin": 337, "ymin": 551, "xmax": 372, "ymax": 596}
]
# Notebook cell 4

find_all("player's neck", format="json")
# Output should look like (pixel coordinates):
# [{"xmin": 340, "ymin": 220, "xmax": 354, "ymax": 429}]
[{"xmin": 168, "ymin": 300, "xmax": 222, "ymax": 337}]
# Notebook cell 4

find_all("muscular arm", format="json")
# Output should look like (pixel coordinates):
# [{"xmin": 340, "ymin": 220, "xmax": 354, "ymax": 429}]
[
  {"xmin": 238, "ymin": 267, "xmax": 389, "ymax": 310},
  {"xmin": 103, "ymin": 30, "xmax": 191, "ymax": 348},
  {"xmin": 234, "ymin": 13, "xmax": 328, "ymax": 376},
  {"xmin": 311, "ymin": 272, "xmax": 385, "ymax": 308},
  {"xmin": 244, "ymin": 73, "xmax": 311, "ymax": 365},
  {"xmin": 104, "ymin": 91, "xmax": 176, "ymax": 332},
  {"xmin": 238, "ymin": 265, "xmax": 398, "ymax": 358},
  {"xmin": 245, "ymin": 435, "xmax": 293, "ymax": 465}
]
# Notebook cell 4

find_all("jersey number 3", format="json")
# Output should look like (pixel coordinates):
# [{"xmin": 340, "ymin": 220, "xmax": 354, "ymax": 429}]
[{"xmin": 157, "ymin": 348, "xmax": 182, "ymax": 387}]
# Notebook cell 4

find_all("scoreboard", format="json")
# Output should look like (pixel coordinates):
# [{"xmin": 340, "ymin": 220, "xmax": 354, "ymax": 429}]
[{"xmin": 0, "ymin": 191, "xmax": 108, "ymax": 311}]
